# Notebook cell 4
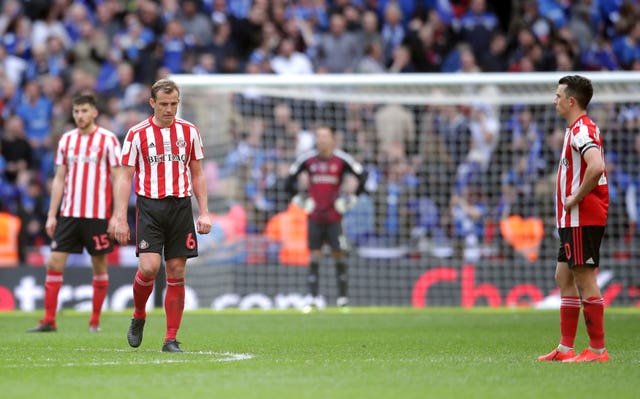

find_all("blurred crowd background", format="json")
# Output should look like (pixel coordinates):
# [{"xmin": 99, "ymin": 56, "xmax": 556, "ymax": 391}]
[{"xmin": 1, "ymin": 0, "xmax": 640, "ymax": 265}]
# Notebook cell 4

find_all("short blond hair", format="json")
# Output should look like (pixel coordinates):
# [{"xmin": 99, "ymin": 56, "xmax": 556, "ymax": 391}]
[{"xmin": 151, "ymin": 79, "xmax": 180, "ymax": 100}]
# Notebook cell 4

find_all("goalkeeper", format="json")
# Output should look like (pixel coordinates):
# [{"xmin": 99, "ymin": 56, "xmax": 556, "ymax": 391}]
[{"xmin": 285, "ymin": 125, "xmax": 367, "ymax": 310}]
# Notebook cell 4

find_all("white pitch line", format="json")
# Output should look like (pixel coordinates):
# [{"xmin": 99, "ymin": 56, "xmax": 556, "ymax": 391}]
[{"xmin": 0, "ymin": 350, "xmax": 254, "ymax": 368}]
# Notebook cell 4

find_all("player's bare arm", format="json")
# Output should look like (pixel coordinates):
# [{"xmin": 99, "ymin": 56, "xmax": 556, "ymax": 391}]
[
  {"xmin": 189, "ymin": 159, "xmax": 212, "ymax": 235},
  {"xmin": 111, "ymin": 165, "xmax": 135, "ymax": 245},
  {"xmin": 564, "ymin": 147, "xmax": 605, "ymax": 211},
  {"xmin": 106, "ymin": 165, "xmax": 121, "ymax": 240},
  {"xmin": 46, "ymin": 164, "xmax": 67, "ymax": 239}
]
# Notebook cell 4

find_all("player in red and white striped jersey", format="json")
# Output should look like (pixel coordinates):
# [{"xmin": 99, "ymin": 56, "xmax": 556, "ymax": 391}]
[
  {"xmin": 28, "ymin": 94, "xmax": 121, "ymax": 333},
  {"xmin": 538, "ymin": 75, "xmax": 610, "ymax": 363},
  {"xmin": 111, "ymin": 79, "xmax": 212, "ymax": 353}
]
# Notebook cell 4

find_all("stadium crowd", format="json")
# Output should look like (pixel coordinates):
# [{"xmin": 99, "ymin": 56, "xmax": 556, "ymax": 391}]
[{"xmin": 1, "ymin": 0, "xmax": 640, "ymax": 265}]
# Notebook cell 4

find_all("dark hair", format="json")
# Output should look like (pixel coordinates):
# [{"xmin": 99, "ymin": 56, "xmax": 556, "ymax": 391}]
[
  {"xmin": 151, "ymin": 78, "xmax": 180, "ymax": 100},
  {"xmin": 558, "ymin": 75, "xmax": 593, "ymax": 110},
  {"xmin": 72, "ymin": 93, "xmax": 97, "ymax": 107}
]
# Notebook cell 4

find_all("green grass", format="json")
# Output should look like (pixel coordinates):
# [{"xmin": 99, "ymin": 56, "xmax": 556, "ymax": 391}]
[{"xmin": 1, "ymin": 308, "xmax": 638, "ymax": 399}]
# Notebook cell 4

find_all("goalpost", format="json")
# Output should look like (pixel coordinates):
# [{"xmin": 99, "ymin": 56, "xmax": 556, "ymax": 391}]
[{"xmin": 173, "ymin": 72, "xmax": 640, "ymax": 309}]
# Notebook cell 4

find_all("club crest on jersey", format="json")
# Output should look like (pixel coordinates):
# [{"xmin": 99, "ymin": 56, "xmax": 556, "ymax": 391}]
[
  {"xmin": 51, "ymin": 240, "xmax": 57, "ymax": 250},
  {"xmin": 176, "ymin": 138, "xmax": 187, "ymax": 148},
  {"xmin": 139, "ymin": 240, "xmax": 149, "ymax": 250},
  {"xmin": 330, "ymin": 163, "xmax": 338, "ymax": 172},
  {"xmin": 90, "ymin": 145, "xmax": 101, "ymax": 153}
]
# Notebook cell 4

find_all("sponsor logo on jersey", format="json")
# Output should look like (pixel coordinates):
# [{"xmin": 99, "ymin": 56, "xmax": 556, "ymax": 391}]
[{"xmin": 147, "ymin": 153, "xmax": 187, "ymax": 164}]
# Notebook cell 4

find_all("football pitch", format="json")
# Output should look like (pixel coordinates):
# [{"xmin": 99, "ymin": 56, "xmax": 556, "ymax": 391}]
[{"xmin": 1, "ymin": 308, "xmax": 638, "ymax": 399}]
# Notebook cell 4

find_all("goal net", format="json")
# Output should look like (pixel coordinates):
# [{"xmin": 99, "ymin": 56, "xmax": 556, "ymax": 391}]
[{"xmin": 173, "ymin": 72, "xmax": 640, "ymax": 309}]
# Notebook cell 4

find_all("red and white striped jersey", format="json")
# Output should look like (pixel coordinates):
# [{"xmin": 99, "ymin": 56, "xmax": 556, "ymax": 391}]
[
  {"xmin": 556, "ymin": 115, "xmax": 609, "ymax": 228},
  {"xmin": 56, "ymin": 126, "xmax": 121, "ymax": 219},
  {"xmin": 120, "ymin": 117, "xmax": 205, "ymax": 199}
]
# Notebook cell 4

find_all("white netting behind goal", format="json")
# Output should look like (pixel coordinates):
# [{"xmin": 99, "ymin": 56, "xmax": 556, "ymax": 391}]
[{"xmin": 174, "ymin": 72, "xmax": 640, "ymax": 308}]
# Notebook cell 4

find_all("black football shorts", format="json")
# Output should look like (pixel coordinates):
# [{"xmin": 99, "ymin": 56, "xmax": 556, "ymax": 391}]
[
  {"xmin": 136, "ymin": 196, "xmax": 198, "ymax": 260},
  {"xmin": 307, "ymin": 220, "xmax": 348, "ymax": 252},
  {"xmin": 557, "ymin": 226, "xmax": 605, "ymax": 268},
  {"xmin": 52, "ymin": 217, "xmax": 113, "ymax": 255}
]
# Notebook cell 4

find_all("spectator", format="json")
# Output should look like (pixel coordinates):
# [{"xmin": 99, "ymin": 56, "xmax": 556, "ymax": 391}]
[
  {"xmin": 510, "ymin": 106, "xmax": 545, "ymax": 177},
  {"xmin": 380, "ymin": 2, "xmax": 405, "ymax": 65},
  {"xmin": 178, "ymin": 0, "xmax": 214, "ymax": 51},
  {"xmin": 159, "ymin": 19, "xmax": 193, "ymax": 74},
  {"xmin": 114, "ymin": 13, "xmax": 156, "ymax": 70},
  {"xmin": 358, "ymin": 10, "xmax": 383, "ymax": 50},
  {"xmin": 270, "ymin": 37, "xmax": 314, "ymax": 75},
  {"xmin": 455, "ymin": 100, "xmax": 500, "ymax": 189},
  {"xmin": 285, "ymin": 0, "xmax": 328, "ymax": 31},
  {"xmin": 208, "ymin": 17, "xmax": 239, "ymax": 73},
  {"xmin": 31, "ymin": 4, "xmax": 72, "ymax": 49},
  {"xmin": 1, "ymin": 115, "xmax": 33, "ymax": 183},
  {"xmin": 2, "ymin": 15, "xmax": 33, "ymax": 61},
  {"xmin": 0, "ymin": 0, "xmax": 22, "ymax": 37},
  {"xmin": 450, "ymin": 184, "xmax": 488, "ymax": 262},
  {"xmin": 104, "ymin": 62, "xmax": 145, "ymax": 110},
  {"xmin": 71, "ymin": 20, "xmax": 110, "ymax": 77},
  {"xmin": 374, "ymin": 103, "xmax": 416, "ymax": 160},
  {"xmin": 315, "ymin": 13, "xmax": 361, "ymax": 73},
  {"xmin": 479, "ymin": 31, "xmax": 509, "ymax": 71},
  {"xmin": 388, "ymin": 43, "xmax": 416, "ymax": 73},
  {"xmin": 232, "ymin": 3, "xmax": 268, "ymax": 63},
  {"xmin": 14, "ymin": 79, "xmax": 53, "ymax": 160},
  {"xmin": 612, "ymin": 20, "xmax": 640, "ymax": 69},
  {"xmin": 95, "ymin": 48, "xmax": 124, "ymax": 94},
  {"xmin": 192, "ymin": 52, "xmax": 217, "ymax": 74},
  {"xmin": 0, "ymin": 42, "xmax": 27, "ymax": 86},
  {"xmin": 434, "ymin": 104, "xmax": 470, "ymax": 167},
  {"xmin": 454, "ymin": 0, "xmax": 500, "ymax": 59},
  {"xmin": 604, "ymin": 152, "xmax": 633, "ymax": 240},
  {"xmin": 567, "ymin": 2, "xmax": 596, "ymax": 52},
  {"xmin": 95, "ymin": 0, "xmax": 124, "ymax": 42},
  {"xmin": 356, "ymin": 41, "xmax": 387, "ymax": 73},
  {"xmin": 63, "ymin": 1, "xmax": 92, "ymax": 43}
]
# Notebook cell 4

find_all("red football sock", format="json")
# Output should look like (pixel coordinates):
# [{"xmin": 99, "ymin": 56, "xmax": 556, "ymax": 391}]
[
  {"xmin": 164, "ymin": 278, "xmax": 185, "ymax": 342},
  {"xmin": 583, "ymin": 297, "xmax": 605, "ymax": 349},
  {"xmin": 90, "ymin": 273, "xmax": 109, "ymax": 327},
  {"xmin": 43, "ymin": 270, "xmax": 63, "ymax": 326},
  {"xmin": 132, "ymin": 270, "xmax": 155, "ymax": 320},
  {"xmin": 559, "ymin": 296, "xmax": 581, "ymax": 348}
]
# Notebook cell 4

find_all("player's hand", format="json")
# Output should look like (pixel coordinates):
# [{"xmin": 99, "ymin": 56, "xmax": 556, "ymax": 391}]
[
  {"xmin": 292, "ymin": 194, "xmax": 315, "ymax": 214},
  {"xmin": 196, "ymin": 214, "xmax": 212, "ymax": 234},
  {"xmin": 564, "ymin": 194, "xmax": 577, "ymax": 211},
  {"xmin": 107, "ymin": 217, "xmax": 117, "ymax": 241},
  {"xmin": 334, "ymin": 195, "xmax": 358, "ymax": 214},
  {"xmin": 112, "ymin": 217, "xmax": 130, "ymax": 246},
  {"xmin": 45, "ymin": 215, "xmax": 57, "ymax": 239}
]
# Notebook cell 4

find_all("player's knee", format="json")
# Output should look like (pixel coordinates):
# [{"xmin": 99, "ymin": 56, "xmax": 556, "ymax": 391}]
[{"xmin": 555, "ymin": 272, "xmax": 573, "ymax": 288}]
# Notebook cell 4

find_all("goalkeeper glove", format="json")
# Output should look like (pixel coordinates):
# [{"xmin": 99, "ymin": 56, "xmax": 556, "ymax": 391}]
[
  {"xmin": 334, "ymin": 194, "xmax": 358, "ymax": 214},
  {"xmin": 292, "ymin": 194, "xmax": 316, "ymax": 214}
]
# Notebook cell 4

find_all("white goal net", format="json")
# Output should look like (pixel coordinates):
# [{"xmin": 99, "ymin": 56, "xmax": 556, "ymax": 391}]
[{"xmin": 173, "ymin": 72, "xmax": 640, "ymax": 308}]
